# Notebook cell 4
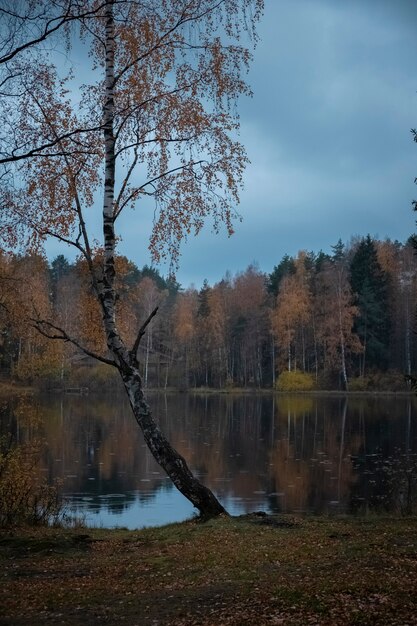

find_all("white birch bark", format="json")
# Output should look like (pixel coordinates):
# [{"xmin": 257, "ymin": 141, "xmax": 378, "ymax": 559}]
[{"xmin": 97, "ymin": 1, "xmax": 226, "ymax": 518}]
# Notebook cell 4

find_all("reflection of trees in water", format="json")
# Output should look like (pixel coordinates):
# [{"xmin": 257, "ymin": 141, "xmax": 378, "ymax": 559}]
[
  {"xmin": 268, "ymin": 396, "xmax": 353, "ymax": 513},
  {"xmin": 268, "ymin": 395, "xmax": 417, "ymax": 514},
  {"xmin": 350, "ymin": 449, "xmax": 417, "ymax": 515},
  {"xmin": 6, "ymin": 393, "xmax": 417, "ymax": 518},
  {"xmin": 151, "ymin": 393, "xmax": 417, "ymax": 515},
  {"xmin": 348, "ymin": 397, "xmax": 417, "ymax": 514}
]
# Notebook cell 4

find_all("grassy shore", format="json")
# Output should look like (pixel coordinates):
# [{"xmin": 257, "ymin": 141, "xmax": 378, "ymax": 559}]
[{"xmin": 1, "ymin": 514, "xmax": 417, "ymax": 625}]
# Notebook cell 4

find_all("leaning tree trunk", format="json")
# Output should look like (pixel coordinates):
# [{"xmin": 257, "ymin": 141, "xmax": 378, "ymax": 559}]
[
  {"xmin": 98, "ymin": 1, "xmax": 226, "ymax": 520},
  {"xmin": 120, "ymin": 362, "xmax": 227, "ymax": 518}
]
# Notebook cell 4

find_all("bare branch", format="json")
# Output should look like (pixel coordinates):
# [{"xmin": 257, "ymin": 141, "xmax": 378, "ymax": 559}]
[
  {"xmin": 112, "ymin": 160, "xmax": 204, "ymax": 222},
  {"xmin": 0, "ymin": 1, "xmax": 110, "ymax": 65},
  {"xmin": 42, "ymin": 228, "xmax": 86, "ymax": 253},
  {"xmin": 113, "ymin": 143, "xmax": 140, "ymax": 218},
  {"xmin": 114, "ymin": 132, "xmax": 199, "ymax": 160},
  {"xmin": 31, "ymin": 318, "xmax": 118, "ymax": 368},
  {"xmin": 0, "ymin": 122, "xmax": 104, "ymax": 165},
  {"xmin": 130, "ymin": 306, "xmax": 159, "ymax": 361},
  {"xmin": 137, "ymin": 160, "xmax": 204, "ymax": 191}
]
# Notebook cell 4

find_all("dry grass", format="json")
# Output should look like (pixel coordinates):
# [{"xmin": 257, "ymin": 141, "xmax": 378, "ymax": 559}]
[{"xmin": 1, "ymin": 514, "xmax": 417, "ymax": 625}]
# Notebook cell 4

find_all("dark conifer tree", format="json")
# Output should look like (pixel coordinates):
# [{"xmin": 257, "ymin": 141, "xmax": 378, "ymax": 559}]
[
  {"xmin": 268, "ymin": 254, "xmax": 296, "ymax": 296},
  {"xmin": 49, "ymin": 255, "xmax": 72, "ymax": 304},
  {"xmin": 349, "ymin": 235, "xmax": 391, "ymax": 374}
]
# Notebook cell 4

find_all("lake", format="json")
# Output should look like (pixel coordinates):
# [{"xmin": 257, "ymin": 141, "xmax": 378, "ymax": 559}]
[{"xmin": 4, "ymin": 392, "xmax": 417, "ymax": 528}]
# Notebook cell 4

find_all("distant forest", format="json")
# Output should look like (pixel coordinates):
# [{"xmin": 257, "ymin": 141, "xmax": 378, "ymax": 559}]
[{"xmin": 1, "ymin": 234, "xmax": 417, "ymax": 391}]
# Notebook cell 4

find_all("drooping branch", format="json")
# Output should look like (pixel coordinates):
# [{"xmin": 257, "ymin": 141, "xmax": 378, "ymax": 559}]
[
  {"xmin": 112, "ymin": 0, "xmax": 230, "ymax": 88},
  {"xmin": 112, "ymin": 76, "xmax": 205, "ymax": 152},
  {"xmin": 112, "ymin": 9, "xmax": 188, "ymax": 86},
  {"xmin": 113, "ymin": 160, "xmax": 205, "ymax": 222},
  {"xmin": 31, "ymin": 318, "xmax": 117, "ymax": 367},
  {"xmin": 0, "ymin": 71, "xmax": 22, "ymax": 94},
  {"xmin": 136, "ymin": 160, "xmax": 204, "ymax": 193},
  {"xmin": 0, "ymin": 123, "xmax": 105, "ymax": 165},
  {"xmin": 114, "ymin": 132, "xmax": 200, "ymax": 159},
  {"xmin": 21, "ymin": 84, "xmax": 101, "ymax": 296},
  {"xmin": 0, "ymin": 5, "xmax": 72, "ymax": 65}
]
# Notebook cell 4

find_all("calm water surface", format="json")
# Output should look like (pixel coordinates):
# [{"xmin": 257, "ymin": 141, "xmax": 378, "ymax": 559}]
[{"xmin": 6, "ymin": 392, "xmax": 417, "ymax": 528}]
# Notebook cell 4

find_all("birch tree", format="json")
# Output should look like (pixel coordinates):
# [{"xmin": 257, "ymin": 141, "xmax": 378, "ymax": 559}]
[
  {"xmin": 315, "ymin": 251, "xmax": 362, "ymax": 389},
  {"xmin": 1, "ymin": 0, "xmax": 263, "ymax": 518},
  {"xmin": 271, "ymin": 252, "xmax": 311, "ymax": 373}
]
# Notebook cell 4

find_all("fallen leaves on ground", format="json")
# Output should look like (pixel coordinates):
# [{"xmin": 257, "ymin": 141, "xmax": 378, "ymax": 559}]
[{"xmin": 1, "ymin": 515, "xmax": 417, "ymax": 625}]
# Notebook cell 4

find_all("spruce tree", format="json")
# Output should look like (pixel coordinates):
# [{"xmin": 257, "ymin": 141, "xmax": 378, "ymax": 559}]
[
  {"xmin": 268, "ymin": 254, "xmax": 296, "ymax": 296},
  {"xmin": 349, "ymin": 236, "xmax": 391, "ymax": 374}
]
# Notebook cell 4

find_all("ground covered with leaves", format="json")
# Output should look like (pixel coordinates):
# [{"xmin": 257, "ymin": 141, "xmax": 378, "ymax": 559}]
[{"xmin": 1, "ymin": 514, "xmax": 417, "ymax": 625}]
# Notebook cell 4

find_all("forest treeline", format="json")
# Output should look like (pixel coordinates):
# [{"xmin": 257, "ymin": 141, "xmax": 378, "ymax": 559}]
[{"xmin": 1, "ymin": 234, "xmax": 416, "ymax": 391}]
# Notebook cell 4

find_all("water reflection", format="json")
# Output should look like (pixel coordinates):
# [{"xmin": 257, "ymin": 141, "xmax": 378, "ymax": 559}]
[{"xmin": 4, "ymin": 392, "xmax": 417, "ymax": 528}]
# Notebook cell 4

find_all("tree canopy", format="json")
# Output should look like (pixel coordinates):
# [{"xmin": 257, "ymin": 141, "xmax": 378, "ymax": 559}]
[{"xmin": 0, "ymin": 0, "xmax": 264, "ymax": 519}]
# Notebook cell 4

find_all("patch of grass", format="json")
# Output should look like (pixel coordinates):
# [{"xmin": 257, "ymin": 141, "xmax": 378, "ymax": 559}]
[
  {"xmin": 0, "ymin": 531, "xmax": 94, "ymax": 558},
  {"xmin": 1, "ymin": 516, "xmax": 417, "ymax": 625}
]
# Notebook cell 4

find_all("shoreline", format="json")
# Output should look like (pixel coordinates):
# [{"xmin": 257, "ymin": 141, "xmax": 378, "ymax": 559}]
[{"xmin": 0, "ymin": 379, "xmax": 414, "ymax": 397}]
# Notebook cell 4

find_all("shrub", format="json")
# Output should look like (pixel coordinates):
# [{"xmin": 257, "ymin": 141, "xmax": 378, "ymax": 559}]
[
  {"xmin": 349, "ymin": 371, "xmax": 408, "ymax": 392},
  {"xmin": 0, "ymin": 441, "xmax": 63, "ymax": 527},
  {"xmin": 67, "ymin": 363, "xmax": 122, "ymax": 391},
  {"xmin": 348, "ymin": 376, "xmax": 369, "ymax": 391},
  {"xmin": 0, "ymin": 400, "xmax": 65, "ymax": 528},
  {"xmin": 276, "ymin": 370, "xmax": 315, "ymax": 392},
  {"xmin": 369, "ymin": 370, "xmax": 408, "ymax": 392}
]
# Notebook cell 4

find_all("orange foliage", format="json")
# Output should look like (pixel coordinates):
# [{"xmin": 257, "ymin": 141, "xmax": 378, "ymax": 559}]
[{"xmin": 271, "ymin": 252, "xmax": 312, "ymax": 371}]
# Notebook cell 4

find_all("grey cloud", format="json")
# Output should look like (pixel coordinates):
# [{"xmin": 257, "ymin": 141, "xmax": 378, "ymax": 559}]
[{"xmin": 48, "ymin": 1, "xmax": 417, "ymax": 288}]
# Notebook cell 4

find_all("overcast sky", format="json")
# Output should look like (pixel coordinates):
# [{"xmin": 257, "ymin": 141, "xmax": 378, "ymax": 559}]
[
  {"xmin": 46, "ymin": 0, "xmax": 417, "ymax": 288},
  {"xmin": 165, "ymin": 0, "xmax": 417, "ymax": 287}
]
